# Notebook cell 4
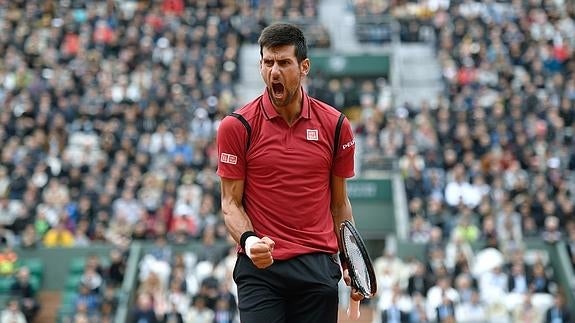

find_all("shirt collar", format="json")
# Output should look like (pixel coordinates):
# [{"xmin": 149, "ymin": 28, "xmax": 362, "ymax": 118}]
[{"xmin": 261, "ymin": 87, "xmax": 311, "ymax": 121}]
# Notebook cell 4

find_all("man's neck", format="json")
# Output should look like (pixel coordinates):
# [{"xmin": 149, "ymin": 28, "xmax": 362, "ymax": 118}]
[{"xmin": 273, "ymin": 88, "xmax": 303, "ymax": 126}]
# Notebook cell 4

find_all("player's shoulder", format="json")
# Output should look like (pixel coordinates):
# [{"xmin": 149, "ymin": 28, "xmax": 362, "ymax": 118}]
[{"xmin": 221, "ymin": 95, "xmax": 263, "ymax": 127}]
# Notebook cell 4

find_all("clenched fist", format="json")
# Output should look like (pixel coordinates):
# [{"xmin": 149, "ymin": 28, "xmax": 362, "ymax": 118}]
[{"xmin": 246, "ymin": 236, "xmax": 275, "ymax": 269}]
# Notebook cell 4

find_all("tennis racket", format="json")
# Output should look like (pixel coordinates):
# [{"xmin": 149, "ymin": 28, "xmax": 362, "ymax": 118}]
[{"xmin": 339, "ymin": 220, "xmax": 377, "ymax": 320}]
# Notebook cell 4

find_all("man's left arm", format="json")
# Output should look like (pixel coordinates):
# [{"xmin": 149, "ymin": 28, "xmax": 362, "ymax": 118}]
[
  {"xmin": 331, "ymin": 115, "xmax": 356, "ymax": 237},
  {"xmin": 330, "ymin": 174, "xmax": 363, "ymax": 301},
  {"xmin": 330, "ymin": 174, "xmax": 353, "ymax": 237}
]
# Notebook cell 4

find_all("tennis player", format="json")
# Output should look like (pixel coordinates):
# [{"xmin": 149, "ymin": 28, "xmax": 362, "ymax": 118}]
[{"xmin": 216, "ymin": 23, "xmax": 361, "ymax": 322}]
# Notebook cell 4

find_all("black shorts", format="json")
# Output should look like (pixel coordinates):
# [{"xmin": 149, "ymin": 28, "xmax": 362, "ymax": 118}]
[{"xmin": 233, "ymin": 252, "xmax": 342, "ymax": 323}]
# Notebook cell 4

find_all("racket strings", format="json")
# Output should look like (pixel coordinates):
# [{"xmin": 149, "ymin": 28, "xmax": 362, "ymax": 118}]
[{"xmin": 342, "ymin": 228, "xmax": 372, "ymax": 295}]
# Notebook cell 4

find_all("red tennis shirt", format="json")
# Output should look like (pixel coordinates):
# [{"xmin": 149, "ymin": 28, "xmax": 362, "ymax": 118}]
[{"xmin": 216, "ymin": 88, "xmax": 355, "ymax": 260}]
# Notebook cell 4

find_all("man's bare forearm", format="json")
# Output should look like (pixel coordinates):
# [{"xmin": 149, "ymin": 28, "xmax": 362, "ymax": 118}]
[
  {"xmin": 220, "ymin": 178, "xmax": 254, "ymax": 244},
  {"xmin": 331, "ymin": 196, "xmax": 353, "ymax": 246},
  {"xmin": 222, "ymin": 198, "xmax": 254, "ymax": 244}
]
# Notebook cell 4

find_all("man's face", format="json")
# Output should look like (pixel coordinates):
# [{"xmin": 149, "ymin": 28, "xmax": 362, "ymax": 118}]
[{"xmin": 260, "ymin": 45, "xmax": 309, "ymax": 107}]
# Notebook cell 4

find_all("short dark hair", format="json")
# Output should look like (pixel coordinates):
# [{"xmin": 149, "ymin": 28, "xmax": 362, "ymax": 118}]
[{"xmin": 258, "ymin": 23, "xmax": 308, "ymax": 62}]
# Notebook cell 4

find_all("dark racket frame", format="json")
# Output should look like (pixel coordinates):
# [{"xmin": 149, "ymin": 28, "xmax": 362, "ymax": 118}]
[{"xmin": 339, "ymin": 220, "xmax": 377, "ymax": 297}]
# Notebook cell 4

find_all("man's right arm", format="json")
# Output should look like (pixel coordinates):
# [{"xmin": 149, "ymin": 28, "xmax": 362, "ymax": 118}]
[
  {"xmin": 220, "ymin": 178, "xmax": 274, "ymax": 268},
  {"xmin": 220, "ymin": 177, "xmax": 252, "ymax": 243}
]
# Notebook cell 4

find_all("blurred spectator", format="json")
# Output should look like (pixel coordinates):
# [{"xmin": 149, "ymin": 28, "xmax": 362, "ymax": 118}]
[
  {"xmin": 185, "ymin": 295, "xmax": 214, "ymax": 323},
  {"xmin": 161, "ymin": 301, "xmax": 184, "ymax": 323},
  {"xmin": 425, "ymin": 276, "xmax": 459, "ymax": 320},
  {"xmin": 80, "ymin": 265, "xmax": 103, "ymax": 295},
  {"xmin": 511, "ymin": 293, "xmax": 543, "ymax": 323},
  {"xmin": 529, "ymin": 262, "xmax": 552, "ymax": 294},
  {"xmin": 166, "ymin": 280, "xmax": 189, "ymax": 318},
  {"xmin": 545, "ymin": 293, "xmax": 571, "ymax": 323},
  {"xmin": 149, "ymin": 122, "xmax": 176, "ymax": 156},
  {"xmin": 444, "ymin": 164, "xmax": 481, "ymax": 209},
  {"xmin": 106, "ymin": 249, "xmax": 127, "ymax": 288},
  {"xmin": 0, "ymin": 226, "xmax": 16, "ymax": 247},
  {"xmin": 451, "ymin": 210, "xmax": 480, "ymax": 244},
  {"xmin": 195, "ymin": 225, "xmax": 226, "ymax": 265},
  {"xmin": 374, "ymin": 249, "xmax": 407, "ymax": 296},
  {"xmin": 132, "ymin": 292, "xmax": 160, "ymax": 323},
  {"xmin": 0, "ymin": 298, "xmax": 26, "ymax": 323},
  {"xmin": 19, "ymin": 224, "xmax": 39, "ymax": 249},
  {"xmin": 541, "ymin": 215, "xmax": 562, "ymax": 244},
  {"xmin": 399, "ymin": 145, "xmax": 425, "ymax": 179},
  {"xmin": 478, "ymin": 265, "xmax": 507, "ymax": 304},
  {"xmin": 409, "ymin": 215, "xmax": 432, "ymax": 244},
  {"xmin": 98, "ymin": 300, "xmax": 116, "ymax": 323},
  {"xmin": 496, "ymin": 201, "xmax": 523, "ymax": 252},
  {"xmin": 213, "ymin": 297, "xmax": 234, "ymax": 323},
  {"xmin": 42, "ymin": 221, "xmax": 75, "ymax": 247},
  {"xmin": 407, "ymin": 260, "xmax": 431, "ymax": 297},
  {"xmin": 150, "ymin": 235, "xmax": 173, "ymax": 265},
  {"xmin": 408, "ymin": 294, "xmax": 428, "ymax": 323},
  {"xmin": 453, "ymin": 274, "xmax": 476, "ymax": 305},
  {"xmin": 381, "ymin": 291, "xmax": 410, "ymax": 323},
  {"xmin": 480, "ymin": 214, "xmax": 499, "ymax": 248},
  {"xmin": 0, "ymin": 197, "xmax": 22, "ymax": 229},
  {"xmin": 378, "ymin": 282, "xmax": 412, "ymax": 321},
  {"xmin": 0, "ymin": 246, "xmax": 18, "ymax": 276},
  {"xmin": 73, "ymin": 283, "xmax": 102, "ymax": 318},
  {"xmin": 74, "ymin": 218, "xmax": 92, "ymax": 247},
  {"xmin": 138, "ymin": 271, "xmax": 167, "ymax": 314},
  {"xmin": 112, "ymin": 189, "xmax": 145, "ymax": 228},
  {"xmin": 508, "ymin": 263, "xmax": 529, "ymax": 295},
  {"xmin": 425, "ymin": 246, "xmax": 448, "ymax": 282},
  {"xmin": 10, "ymin": 267, "xmax": 40, "ymax": 322},
  {"xmin": 454, "ymin": 290, "xmax": 486, "ymax": 323},
  {"xmin": 444, "ymin": 231, "xmax": 474, "ymax": 273},
  {"xmin": 435, "ymin": 294, "xmax": 456, "ymax": 323},
  {"xmin": 101, "ymin": 284, "xmax": 119, "ymax": 313}
]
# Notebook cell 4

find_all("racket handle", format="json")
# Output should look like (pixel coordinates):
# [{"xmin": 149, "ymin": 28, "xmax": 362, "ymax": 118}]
[{"xmin": 347, "ymin": 299, "xmax": 361, "ymax": 320}]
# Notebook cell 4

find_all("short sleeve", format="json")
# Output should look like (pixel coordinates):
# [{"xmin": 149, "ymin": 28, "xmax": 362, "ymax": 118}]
[
  {"xmin": 216, "ymin": 116, "xmax": 248, "ymax": 180},
  {"xmin": 332, "ymin": 116, "xmax": 355, "ymax": 178}
]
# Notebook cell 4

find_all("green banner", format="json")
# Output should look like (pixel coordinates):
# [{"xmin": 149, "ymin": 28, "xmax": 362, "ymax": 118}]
[
  {"xmin": 348, "ymin": 179, "xmax": 392, "ymax": 200},
  {"xmin": 309, "ymin": 52, "xmax": 390, "ymax": 77},
  {"xmin": 348, "ymin": 179, "xmax": 394, "ymax": 238}
]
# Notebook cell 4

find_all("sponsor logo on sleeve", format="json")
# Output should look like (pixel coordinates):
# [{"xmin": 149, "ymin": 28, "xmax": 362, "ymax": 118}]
[
  {"xmin": 342, "ymin": 139, "xmax": 355, "ymax": 150},
  {"xmin": 220, "ymin": 153, "xmax": 238, "ymax": 165},
  {"xmin": 306, "ymin": 129, "xmax": 319, "ymax": 141}
]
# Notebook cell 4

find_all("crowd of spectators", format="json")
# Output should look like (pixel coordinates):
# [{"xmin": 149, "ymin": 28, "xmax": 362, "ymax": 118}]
[
  {"xmin": 0, "ymin": 0, "xmax": 331, "ymax": 250},
  {"xmin": 3, "ymin": 0, "xmax": 575, "ymax": 322},
  {"xmin": 341, "ymin": 0, "xmax": 575, "ymax": 322},
  {"xmin": 0, "ymin": 0, "xmax": 246, "ymax": 250},
  {"xmin": 7, "ymin": 267, "xmax": 41, "ymax": 322},
  {"xmin": 129, "ymin": 235, "xmax": 236, "ymax": 323},
  {"xmin": 62, "ymin": 251, "xmax": 126, "ymax": 323},
  {"xmin": 350, "ymin": 0, "xmax": 437, "ymax": 43},
  {"xmin": 0, "ymin": 0, "xmax": 330, "ymax": 322}
]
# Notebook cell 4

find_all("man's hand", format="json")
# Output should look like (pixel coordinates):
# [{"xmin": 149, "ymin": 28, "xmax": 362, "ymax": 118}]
[
  {"xmin": 246, "ymin": 236, "xmax": 275, "ymax": 269},
  {"xmin": 343, "ymin": 268, "xmax": 364, "ymax": 301}
]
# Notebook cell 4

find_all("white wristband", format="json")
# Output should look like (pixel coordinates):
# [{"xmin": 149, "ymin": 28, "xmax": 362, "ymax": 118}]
[{"xmin": 245, "ymin": 236, "xmax": 260, "ymax": 259}]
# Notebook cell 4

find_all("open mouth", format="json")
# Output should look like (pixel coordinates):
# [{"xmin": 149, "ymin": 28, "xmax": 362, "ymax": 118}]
[{"xmin": 272, "ymin": 82, "xmax": 285, "ymax": 98}]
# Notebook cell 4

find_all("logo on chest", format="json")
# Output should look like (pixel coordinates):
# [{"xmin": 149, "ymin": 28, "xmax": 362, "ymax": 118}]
[{"xmin": 306, "ymin": 129, "xmax": 319, "ymax": 141}]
